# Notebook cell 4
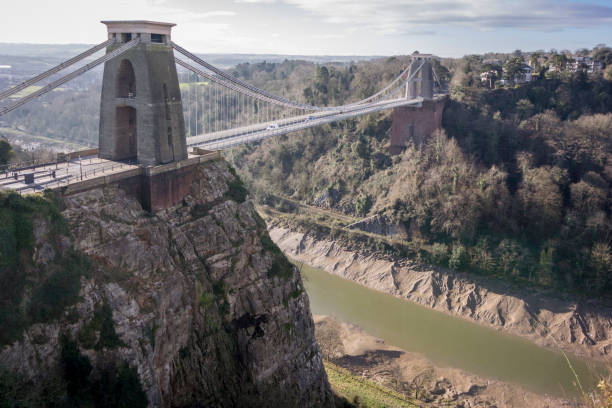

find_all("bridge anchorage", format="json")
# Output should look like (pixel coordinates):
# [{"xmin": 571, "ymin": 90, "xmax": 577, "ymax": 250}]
[{"xmin": 0, "ymin": 20, "xmax": 446, "ymax": 211}]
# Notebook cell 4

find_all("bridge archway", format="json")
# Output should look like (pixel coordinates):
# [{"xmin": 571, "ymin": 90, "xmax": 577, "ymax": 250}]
[
  {"xmin": 115, "ymin": 106, "xmax": 137, "ymax": 159},
  {"xmin": 116, "ymin": 59, "xmax": 136, "ymax": 98}
]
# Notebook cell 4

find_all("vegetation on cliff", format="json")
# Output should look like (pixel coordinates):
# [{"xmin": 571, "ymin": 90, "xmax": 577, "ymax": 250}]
[
  {"xmin": 59, "ymin": 333, "xmax": 147, "ymax": 408},
  {"xmin": 225, "ymin": 50, "xmax": 612, "ymax": 297},
  {"xmin": 0, "ymin": 191, "xmax": 150, "ymax": 407},
  {"xmin": 0, "ymin": 190, "xmax": 91, "ymax": 346},
  {"xmin": 0, "ymin": 140, "xmax": 13, "ymax": 165}
]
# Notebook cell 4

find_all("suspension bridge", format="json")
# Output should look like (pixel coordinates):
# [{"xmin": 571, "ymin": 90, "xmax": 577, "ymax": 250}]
[{"xmin": 0, "ymin": 20, "xmax": 446, "ymax": 210}]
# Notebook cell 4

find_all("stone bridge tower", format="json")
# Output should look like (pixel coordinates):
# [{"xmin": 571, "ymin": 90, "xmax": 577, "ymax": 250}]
[
  {"xmin": 99, "ymin": 21, "xmax": 187, "ymax": 166},
  {"xmin": 405, "ymin": 53, "xmax": 434, "ymax": 100},
  {"xmin": 390, "ymin": 53, "xmax": 445, "ymax": 155}
]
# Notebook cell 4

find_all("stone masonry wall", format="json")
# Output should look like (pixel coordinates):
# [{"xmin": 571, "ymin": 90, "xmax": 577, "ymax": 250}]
[{"xmin": 390, "ymin": 97, "xmax": 447, "ymax": 155}]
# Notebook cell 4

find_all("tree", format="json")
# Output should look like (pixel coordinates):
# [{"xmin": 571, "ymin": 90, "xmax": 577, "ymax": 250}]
[
  {"xmin": 517, "ymin": 165, "xmax": 565, "ymax": 237},
  {"xmin": 529, "ymin": 53, "xmax": 541, "ymax": 70},
  {"xmin": 449, "ymin": 243, "xmax": 469, "ymax": 270},
  {"xmin": 538, "ymin": 245, "xmax": 555, "ymax": 285},
  {"xmin": 570, "ymin": 180, "xmax": 605, "ymax": 214},
  {"xmin": 549, "ymin": 53, "xmax": 570, "ymax": 72},
  {"xmin": 354, "ymin": 194, "xmax": 372, "ymax": 216},
  {"xmin": 593, "ymin": 47, "xmax": 612, "ymax": 68},
  {"xmin": 221, "ymin": 50, "xmax": 612, "ymax": 295},
  {"xmin": 60, "ymin": 333, "xmax": 92, "ymax": 400},
  {"xmin": 503, "ymin": 56, "xmax": 524, "ymax": 83},
  {"xmin": 495, "ymin": 240, "xmax": 529, "ymax": 277},
  {"xmin": 482, "ymin": 63, "xmax": 502, "ymax": 88},
  {"xmin": 575, "ymin": 48, "xmax": 590, "ymax": 57},
  {"xmin": 0, "ymin": 140, "xmax": 12, "ymax": 165},
  {"xmin": 604, "ymin": 65, "xmax": 612, "ymax": 81},
  {"xmin": 315, "ymin": 66, "xmax": 329, "ymax": 87},
  {"xmin": 516, "ymin": 99, "xmax": 535, "ymax": 121},
  {"xmin": 351, "ymin": 138, "xmax": 368, "ymax": 159},
  {"xmin": 115, "ymin": 363, "xmax": 148, "ymax": 408},
  {"xmin": 432, "ymin": 58, "xmax": 451, "ymax": 84},
  {"xmin": 590, "ymin": 242, "xmax": 612, "ymax": 290}
]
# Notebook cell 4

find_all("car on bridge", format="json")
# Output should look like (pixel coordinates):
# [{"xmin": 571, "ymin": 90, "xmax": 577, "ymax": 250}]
[{"xmin": 266, "ymin": 123, "xmax": 279, "ymax": 130}]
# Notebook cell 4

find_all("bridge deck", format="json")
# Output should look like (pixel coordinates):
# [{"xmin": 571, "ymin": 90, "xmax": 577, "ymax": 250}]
[
  {"xmin": 0, "ymin": 151, "xmax": 222, "ymax": 196},
  {"xmin": 186, "ymin": 94, "xmax": 447, "ymax": 150},
  {"xmin": 0, "ymin": 156, "xmax": 139, "ymax": 195}
]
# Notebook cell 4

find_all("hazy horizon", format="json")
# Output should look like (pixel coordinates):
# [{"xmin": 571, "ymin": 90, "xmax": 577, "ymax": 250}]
[{"xmin": 0, "ymin": 41, "xmax": 606, "ymax": 61}]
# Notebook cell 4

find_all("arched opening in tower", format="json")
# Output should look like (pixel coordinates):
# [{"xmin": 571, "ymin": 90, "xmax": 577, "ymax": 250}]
[
  {"xmin": 115, "ymin": 106, "xmax": 137, "ymax": 160},
  {"xmin": 116, "ymin": 59, "xmax": 136, "ymax": 98}
]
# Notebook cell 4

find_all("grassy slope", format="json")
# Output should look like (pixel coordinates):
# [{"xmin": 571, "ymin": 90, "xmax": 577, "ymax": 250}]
[{"xmin": 325, "ymin": 361, "xmax": 421, "ymax": 408}]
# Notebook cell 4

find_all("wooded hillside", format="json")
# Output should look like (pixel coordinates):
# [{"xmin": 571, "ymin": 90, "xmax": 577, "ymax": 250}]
[{"xmin": 228, "ymin": 51, "xmax": 612, "ymax": 296}]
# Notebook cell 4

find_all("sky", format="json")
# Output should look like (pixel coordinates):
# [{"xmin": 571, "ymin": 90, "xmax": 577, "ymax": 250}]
[{"xmin": 1, "ymin": 0, "xmax": 611, "ymax": 57}]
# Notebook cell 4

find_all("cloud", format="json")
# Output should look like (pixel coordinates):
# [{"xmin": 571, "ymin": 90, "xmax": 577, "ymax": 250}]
[
  {"xmin": 195, "ymin": 10, "xmax": 236, "ymax": 18},
  {"xmin": 281, "ymin": 0, "xmax": 612, "ymax": 33},
  {"xmin": 234, "ymin": 0, "xmax": 276, "ymax": 3}
]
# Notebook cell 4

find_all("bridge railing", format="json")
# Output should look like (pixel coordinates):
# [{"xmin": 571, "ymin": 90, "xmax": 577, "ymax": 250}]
[
  {"xmin": 0, "ymin": 147, "xmax": 99, "ymax": 173},
  {"xmin": 9, "ymin": 158, "xmax": 137, "ymax": 195}
]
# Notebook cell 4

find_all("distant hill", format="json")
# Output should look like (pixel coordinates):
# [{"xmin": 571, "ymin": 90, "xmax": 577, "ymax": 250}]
[
  {"xmin": 0, "ymin": 43, "xmax": 381, "ymax": 68},
  {"xmin": 192, "ymin": 53, "xmax": 382, "ymax": 69},
  {"xmin": 0, "ymin": 43, "xmax": 93, "ymax": 59}
]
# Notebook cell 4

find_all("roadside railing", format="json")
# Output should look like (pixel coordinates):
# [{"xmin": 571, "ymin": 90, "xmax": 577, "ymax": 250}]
[
  {"xmin": 8, "ymin": 159, "xmax": 137, "ymax": 195},
  {"xmin": 4, "ymin": 150, "xmax": 221, "ymax": 196},
  {"xmin": 0, "ymin": 147, "xmax": 99, "ymax": 173}
]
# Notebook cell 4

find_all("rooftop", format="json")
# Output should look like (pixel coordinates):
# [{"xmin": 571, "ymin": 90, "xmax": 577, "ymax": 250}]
[{"xmin": 101, "ymin": 20, "xmax": 176, "ymax": 35}]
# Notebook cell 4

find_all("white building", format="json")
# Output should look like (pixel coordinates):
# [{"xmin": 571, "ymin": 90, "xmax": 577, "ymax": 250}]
[
  {"xmin": 566, "ymin": 56, "xmax": 603, "ymax": 73},
  {"xmin": 506, "ymin": 64, "xmax": 533, "ymax": 84},
  {"xmin": 518, "ymin": 64, "xmax": 533, "ymax": 83},
  {"xmin": 480, "ymin": 70, "xmax": 498, "ymax": 87}
]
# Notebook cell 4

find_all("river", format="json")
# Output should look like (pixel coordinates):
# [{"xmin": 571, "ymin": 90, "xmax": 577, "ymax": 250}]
[{"xmin": 298, "ymin": 260, "xmax": 605, "ymax": 398}]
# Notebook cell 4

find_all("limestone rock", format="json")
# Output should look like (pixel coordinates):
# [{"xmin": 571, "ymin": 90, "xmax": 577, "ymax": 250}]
[{"xmin": 0, "ymin": 160, "xmax": 332, "ymax": 407}]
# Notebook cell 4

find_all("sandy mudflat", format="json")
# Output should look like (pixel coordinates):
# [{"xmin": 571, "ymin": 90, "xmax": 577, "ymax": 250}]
[{"xmin": 315, "ymin": 314, "xmax": 580, "ymax": 408}]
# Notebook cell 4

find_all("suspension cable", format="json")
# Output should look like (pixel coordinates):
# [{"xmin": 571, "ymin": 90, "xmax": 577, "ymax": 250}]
[
  {"xmin": 173, "ymin": 42, "xmax": 420, "ymax": 112},
  {"xmin": 177, "ymin": 57, "xmax": 424, "ymax": 121},
  {"xmin": 0, "ymin": 39, "xmax": 113, "ymax": 101},
  {"xmin": 188, "ymin": 97, "xmax": 419, "ymax": 149},
  {"xmin": 0, "ymin": 38, "xmax": 140, "ymax": 117}
]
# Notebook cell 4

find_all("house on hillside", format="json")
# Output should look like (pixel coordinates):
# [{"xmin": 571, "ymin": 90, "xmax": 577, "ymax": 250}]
[
  {"xmin": 500, "ymin": 64, "xmax": 533, "ymax": 85},
  {"xmin": 480, "ymin": 70, "xmax": 498, "ymax": 88},
  {"xmin": 517, "ymin": 64, "xmax": 533, "ymax": 83},
  {"xmin": 571, "ymin": 56, "xmax": 603, "ymax": 73}
]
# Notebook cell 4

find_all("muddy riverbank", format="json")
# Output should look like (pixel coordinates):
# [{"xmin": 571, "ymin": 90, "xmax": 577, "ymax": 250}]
[
  {"xmin": 270, "ymin": 226, "xmax": 612, "ymax": 362},
  {"xmin": 315, "ymin": 315, "xmax": 576, "ymax": 407}
]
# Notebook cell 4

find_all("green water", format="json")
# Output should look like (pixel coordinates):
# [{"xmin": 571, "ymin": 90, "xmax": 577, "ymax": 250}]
[{"xmin": 299, "ymin": 261, "xmax": 606, "ymax": 398}]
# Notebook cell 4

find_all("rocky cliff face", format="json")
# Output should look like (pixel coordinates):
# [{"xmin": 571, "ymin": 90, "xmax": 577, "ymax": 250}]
[{"xmin": 0, "ymin": 160, "xmax": 332, "ymax": 407}]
